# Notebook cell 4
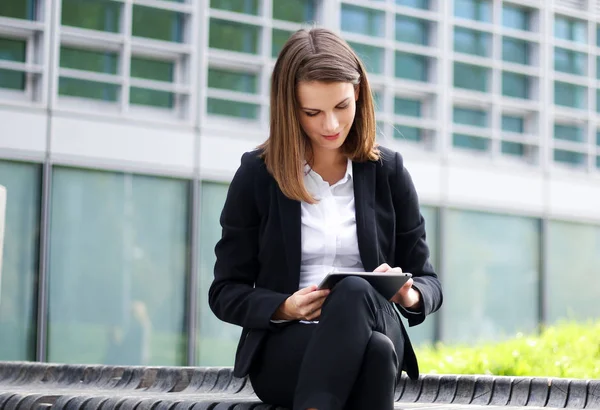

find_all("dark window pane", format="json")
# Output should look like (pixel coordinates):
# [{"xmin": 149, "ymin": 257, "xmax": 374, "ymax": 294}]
[
  {"xmin": 341, "ymin": 4, "xmax": 385, "ymax": 38},
  {"xmin": 597, "ymin": 130, "xmax": 600, "ymax": 146},
  {"xmin": 272, "ymin": 29, "xmax": 292, "ymax": 58},
  {"xmin": 502, "ymin": 37, "xmax": 529, "ymax": 65},
  {"xmin": 0, "ymin": 37, "xmax": 26, "ymax": 62},
  {"xmin": 197, "ymin": 182, "xmax": 241, "ymax": 365},
  {"xmin": 554, "ymin": 48, "xmax": 586, "ymax": 76},
  {"xmin": 48, "ymin": 169, "xmax": 189, "ymax": 365},
  {"xmin": 210, "ymin": 0, "xmax": 259, "ymax": 15},
  {"xmin": 454, "ymin": 62, "xmax": 488, "ymax": 91},
  {"xmin": 454, "ymin": 0, "xmax": 491, "ymax": 22},
  {"xmin": 393, "ymin": 125, "xmax": 422, "ymax": 142},
  {"xmin": 554, "ymin": 15, "xmax": 586, "ymax": 43},
  {"xmin": 502, "ymin": 115, "xmax": 524, "ymax": 133},
  {"xmin": 502, "ymin": 5, "xmax": 529, "ymax": 31},
  {"xmin": 207, "ymin": 98, "xmax": 259, "ymax": 119},
  {"xmin": 394, "ymin": 97, "xmax": 421, "ymax": 116},
  {"xmin": 597, "ymin": 89, "xmax": 600, "ymax": 113},
  {"xmin": 132, "ymin": 5, "xmax": 184, "ymax": 43},
  {"xmin": 273, "ymin": 0, "xmax": 315, "ymax": 23},
  {"xmin": 502, "ymin": 72, "xmax": 529, "ymax": 99},
  {"xmin": 349, "ymin": 42, "xmax": 384, "ymax": 74},
  {"xmin": 396, "ymin": 16, "xmax": 429, "ymax": 45},
  {"xmin": 59, "ymin": 78, "xmax": 119, "ymax": 101},
  {"xmin": 60, "ymin": 47, "xmax": 118, "ymax": 74},
  {"xmin": 208, "ymin": 68, "xmax": 258, "ymax": 93},
  {"xmin": 501, "ymin": 141, "xmax": 525, "ymax": 156},
  {"xmin": 0, "ymin": 0, "xmax": 36, "ymax": 20},
  {"xmin": 454, "ymin": 27, "xmax": 491, "ymax": 57},
  {"xmin": 395, "ymin": 52, "xmax": 428, "ymax": 81},
  {"xmin": 453, "ymin": 107, "xmax": 487, "ymax": 127},
  {"xmin": 61, "ymin": 0, "xmax": 121, "ymax": 33},
  {"xmin": 0, "ymin": 160, "xmax": 40, "ymax": 361},
  {"xmin": 453, "ymin": 133, "xmax": 489, "ymax": 151},
  {"xmin": 442, "ymin": 210, "xmax": 540, "ymax": 343},
  {"xmin": 554, "ymin": 81, "xmax": 586, "ymax": 109},
  {"xmin": 554, "ymin": 149, "xmax": 586, "ymax": 166},
  {"xmin": 209, "ymin": 18, "xmax": 259, "ymax": 54},
  {"xmin": 554, "ymin": 124, "xmax": 584, "ymax": 142},
  {"xmin": 131, "ymin": 57, "xmax": 173, "ymax": 82},
  {"xmin": 0, "ymin": 69, "xmax": 25, "ymax": 90},
  {"xmin": 396, "ymin": 0, "xmax": 429, "ymax": 9},
  {"xmin": 130, "ymin": 88, "xmax": 174, "ymax": 109},
  {"xmin": 597, "ymin": 156, "xmax": 600, "ymax": 168}
]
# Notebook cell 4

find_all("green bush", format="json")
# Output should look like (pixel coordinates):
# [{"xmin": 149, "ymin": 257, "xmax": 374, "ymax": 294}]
[{"xmin": 416, "ymin": 321, "xmax": 600, "ymax": 378}]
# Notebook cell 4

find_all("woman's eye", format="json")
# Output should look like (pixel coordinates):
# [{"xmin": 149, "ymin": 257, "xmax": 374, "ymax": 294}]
[
  {"xmin": 337, "ymin": 105, "xmax": 349, "ymax": 110},
  {"xmin": 305, "ymin": 111, "xmax": 319, "ymax": 117}
]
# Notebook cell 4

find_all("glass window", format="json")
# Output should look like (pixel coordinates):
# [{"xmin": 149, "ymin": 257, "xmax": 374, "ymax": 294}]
[
  {"xmin": 197, "ymin": 182, "xmax": 241, "ymax": 365},
  {"xmin": 0, "ymin": 37, "xmax": 26, "ymax": 91},
  {"xmin": 133, "ymin": 5, "xmax": 184, "ymax": 43},
  {"xmin": 502, "ymin": 115, "xmax": 524, "ymax": 133},
  {"xmin": 207, "ymin": 98, "xmax": 259, "ymax": 119},
  {"xmin": 393, "ymin": 125, "xmax": 422, "ymax": 142},
  {"xmin": 442, "ymin": 210, "xmax": 540, "ymax": 343},
  {"xmin": 452, "ymin": 134, "xmax": 489, "ymax": 151},
  {"xmin": 396, "ymin": 0, "xmax": 429, "ymax": 9},
  {"xmin": 208, "ymin": 68, "xmax": 258, "ymax": 93},
  {"xmin": 209, "ymin": 19, "xmax": 260, "ymax": 54},
  {"xmin": 372, "ymin": 91, "xmax": 383, "ymax": 112},
  {"xmin": 502, "ymin": 37, "xmax": 529, "ymax": 65},
  {"xmin": 454, "ymin": 62, "xmax": 488, "ymax": 92},
  {"xmin": 58, "ymin": 78, "xmax": 119, "ymax": 102},
  {"xmin": 272, "ymin": 29, "xmax": 292, "ymax": 58},
  {"xmin": 596, "ymin": 156, "xmax": 600, "ymax": 169},
  {"xmin": 341, "ymin": 4, "xmax": 385, "ymax": 38},
  {"xmin": 546, "ymin": 221, "xmax": 600, "ymax": 323},
  {"xmin": 554, "ymin": 48, "xmax": 586, "ymax": 76},
  {"xmin": 454, "ymin": 0, "xmax": 491, "ymax": 23},
  {"xmin": 454, "ymin": 27, "xmax": 491, "ymax": 57},
  {"xmin": 502, "ymin": 4, "xmax": 529, "ymax": 31},
  {"xmin": 597, "ymin": 130, "xmax": 600, "ymax": 146},
  {"xmin": 60, "ymin": 47, "xmax": 118, "ymax": 74},
  {"xmin": 453, "ymin": 106, "xmax": 487, "ymax": 127},
  {"xmin": 395, "ymin": 52, "xmax": 428, "ymax": 81},
  {"xmin": 554, "ymin": 124, "xmax": 584, "ymax": 142},
  {"xmin": 349, "ymin": 42, "xmax": 385, "ymax": 75},
  {"xmin": 395, "ymin": 97, "xmax": 421, "ymax": 117},
  {"xmin": 395, "ymin": 16, "xmax": 429, "ymax": 45},
  {"xmin": 0, "ymin": 0, "xmax": 37, "ymax": 20},
  {"xmin": 597, "ymin": 89, "xmax": 600, "ymax": 113},
  {"xmin": 554, "ymin": 15, "xmax": 586, "ymax": 44},
  {"xmin": 502, "ymin": 72, "xmax": 529, "ymax": 99},
  {"xmin": 48, "ymin": 168, "xmax": 189, "ymax": 366},
  {"xmin": 554, "ymin": 81, "xmax": 586, "ymax": 109},
  {"xmin": 502, "ymin": 141, "xmax": 525, "ymax": 156},
  {"xmin": 61, "ymin": 0, "xmax": 121, "ymax": 33},
  {"xmin": 554, "ymin": 150, "xmax": 586, "ymax": 166},
  {"xmin": 0, "ymin": 160, "xmax": 40, "ymax": 361},
  {"xmin": 273, "ymin": 0, "xmax": 315, "ymax": 23},
  {"xmin": 210, "ymin": 0, "xmax": 259, "ymax": 15},
  {"xmin": 130, "ymin": 57, "xmax": 174, "ymax": 108}
]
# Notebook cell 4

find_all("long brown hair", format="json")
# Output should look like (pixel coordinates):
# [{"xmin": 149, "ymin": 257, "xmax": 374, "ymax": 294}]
[{"xmin": 258, "ymin": 28, "xmax": 379, "ymax": 204}]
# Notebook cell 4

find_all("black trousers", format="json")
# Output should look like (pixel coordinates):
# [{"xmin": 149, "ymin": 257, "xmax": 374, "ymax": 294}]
[{"xmin": 249, "ymin": 276, "xmax": 405, "ymax": 410}]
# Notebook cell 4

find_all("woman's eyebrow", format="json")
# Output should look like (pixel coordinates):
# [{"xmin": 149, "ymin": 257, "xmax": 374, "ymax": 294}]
[{"xmin": 302, "ymin": 98, "xmax": 350, "ymax": 111}]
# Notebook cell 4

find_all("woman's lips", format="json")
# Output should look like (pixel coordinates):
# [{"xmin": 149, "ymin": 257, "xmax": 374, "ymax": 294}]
[{"xmin": 322, "ymin": 133, "xmax": 340, "ymax": 140}]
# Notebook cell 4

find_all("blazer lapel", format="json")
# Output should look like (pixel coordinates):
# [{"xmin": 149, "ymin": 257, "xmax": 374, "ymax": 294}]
[
  {"xmin": 276, "ymin": 187, "xmax": 302, "ymax": 292},
  {"xmin": 353, "ymin": 160, "xmax": 379, "ymax": 271}
]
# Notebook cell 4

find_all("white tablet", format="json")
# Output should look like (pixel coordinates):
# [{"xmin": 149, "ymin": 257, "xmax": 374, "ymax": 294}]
[{"xmin": 318, "ymin": 271, "xmax": 412, "ymax": 300}]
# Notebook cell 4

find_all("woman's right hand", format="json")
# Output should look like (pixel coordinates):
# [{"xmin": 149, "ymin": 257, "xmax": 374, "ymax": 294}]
[{"xmin": 273, "ymin": 285, "xmax": 330, "ymax": 321}]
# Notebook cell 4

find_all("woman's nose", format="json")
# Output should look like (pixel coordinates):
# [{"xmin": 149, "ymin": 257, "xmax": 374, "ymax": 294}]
[{"xmin": 323, "ymin": 113, "xmax": 339, "ymax": 134}]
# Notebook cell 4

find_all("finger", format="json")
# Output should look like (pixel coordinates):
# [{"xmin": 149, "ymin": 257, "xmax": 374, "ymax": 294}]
[
  {"xmin": 296, "ymin": 285, "xmax": 318, "ymax": 295},
  {"xmin": 399, "ymin": 278, "xmax": 414, "ymax": 292},
  {"xmin": 373, "ymin": 263, "xmax": 391, "ymax": 272},
  {"xmin": 389, "ymin": 267, "xmax": 403, "ymax": 273},
  {"xmin": 301, "ymin": 289, "xmax": 330, "ymax": 304},
  {"xmin": 307, "ymin": 309, "xmax": 321, "ymax": 321}
]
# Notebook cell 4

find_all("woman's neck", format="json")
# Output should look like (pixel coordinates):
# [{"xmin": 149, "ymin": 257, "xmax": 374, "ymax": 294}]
[{"xmin": 309, "ymin": 149, "xmax": 347, "ymax": 185}]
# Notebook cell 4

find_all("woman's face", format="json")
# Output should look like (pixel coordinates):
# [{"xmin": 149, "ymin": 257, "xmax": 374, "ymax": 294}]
[{"xmin": 296, "ymin": 81, "xmax": 359, "ymax": 156}]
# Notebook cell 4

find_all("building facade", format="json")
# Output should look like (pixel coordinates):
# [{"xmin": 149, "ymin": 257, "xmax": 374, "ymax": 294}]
[{"xmin": 0, "ymin": 0, "xmax": 599, "ymax": 367}]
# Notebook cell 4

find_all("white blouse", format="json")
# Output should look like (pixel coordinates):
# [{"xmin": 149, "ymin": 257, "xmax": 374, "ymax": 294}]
[{"xmin": 298, "ymin": 159, "xmax": 364, "ymax": 290}]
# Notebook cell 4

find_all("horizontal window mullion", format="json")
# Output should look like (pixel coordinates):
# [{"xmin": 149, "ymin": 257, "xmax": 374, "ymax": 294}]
[
  {"xmin": 133, "ymin": 0, "xmax": 194, "ymax": 14},
  {"xmin": 206, "ymin": 88, "xmax": 265, "ymax": 104},
  {"xmin": 394, "ymin": 42, "xmax": 438, "ymax": 57},
  {"xmin": 500, "ymin": 132, "xmax": 539, "ymax": 144},
  {"xmin": 502, "ymin": 62, "xmax": 539, "ymax": 75},
  {"xmin": 393, "ymin": 116, "xmax": 435, "ymax": 129},
  {"xmin": 452, "ymin": 124, "xmax": 492, "ymax": 136},
  {"xmin": 392, "ymin": 5, "xmax": 439, "ymax": 21},
  {"xmin": 453, "ymin": 54, "xmax": 494, "ymax": 68},
  {"xmin": 207, "ymin": 49, "xmax": 266, "ymax": 65},
  {"xmin": 59, "ymin": 68, "xmax": 122, "ymax": 84},
  {"xmin": 451, "ymin": 18, "xmax": 494, "ymax": 32},
  {"xmin": 130, "ymin": 37, "xmax": 192, "ymax": 54},
  {"xmin": 60, "ymin": 28, "xmax": 124, "ymax": 48},
  {"xmin": 553, "ymin": 72, "xmax": 589, "ymax": 87},
  {"xmin": 208, "ymin": 9, "xmax": 265, "ymax": 26},
  {"xmin": 552, "ymin": 38, "xmax": 588, "ymax": 53},
  {"xmin": 552, "ymin": 140, "xmax": 589, "ymax": 152},
  {"xmin": 501, "ymin": 29, "xmax": 540, "ymax": 42},
  {"xmin": 0, "ymin": 16, "xmax": 45, "ymax": 32},
  {"xmin": 391, "ymin": 80, "xmax": 438, "ymax": 94},
  {"xmin": 271, "ymin": 20, "xmax": 307, "ymax": 31},
  {"xmin": 0, "ymin": 60, "xmax": 42, "ymax": 73},
  {"xmin": 341, "ymin": 32, "xmax": 392, "ymax": 48},
  {"xmin": 129, "ymin": 78, "xmax": 189, "ymax": 93}
]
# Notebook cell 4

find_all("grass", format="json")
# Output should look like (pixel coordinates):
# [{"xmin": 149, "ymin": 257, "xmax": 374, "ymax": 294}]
[{"xmin": 416, "ymin": 321, "xmax": 600, "ymax": 379}]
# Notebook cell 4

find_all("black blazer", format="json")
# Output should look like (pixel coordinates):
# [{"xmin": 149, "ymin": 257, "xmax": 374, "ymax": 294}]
[{"xmin": 208, "ymin": 146, "xmax": 443, "ymax": 380}]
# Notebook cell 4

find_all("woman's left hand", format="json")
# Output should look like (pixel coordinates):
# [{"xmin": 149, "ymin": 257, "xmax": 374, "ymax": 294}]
[{"xmin": 374, "ymin": 263, "xmax": 422, "ymax": 310}]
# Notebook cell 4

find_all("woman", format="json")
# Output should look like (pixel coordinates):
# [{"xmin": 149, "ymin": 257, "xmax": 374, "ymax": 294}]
[{"xmin": 208, "ymin": 28, "xmax": 443, "ymax": 410}]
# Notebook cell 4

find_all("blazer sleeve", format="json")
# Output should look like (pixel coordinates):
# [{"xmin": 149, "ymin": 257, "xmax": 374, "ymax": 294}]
[
  {"xmin": 208, "ymin": 152, "xmax": 290, "ymax": 330},
  {"xmin": 392, "ymin": 151, "xmax": 443, "ymax": 326}
]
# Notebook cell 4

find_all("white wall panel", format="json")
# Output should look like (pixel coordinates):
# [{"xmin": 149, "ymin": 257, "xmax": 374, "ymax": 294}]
[{"xmin": 0, "ymin": 109, "xmax": 47, "ymax": 155}]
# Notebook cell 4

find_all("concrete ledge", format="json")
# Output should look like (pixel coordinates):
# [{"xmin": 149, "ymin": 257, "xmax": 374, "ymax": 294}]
[{"xmin": 0, "ymin": 362, "xmax": 597, "ymax": 409}]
